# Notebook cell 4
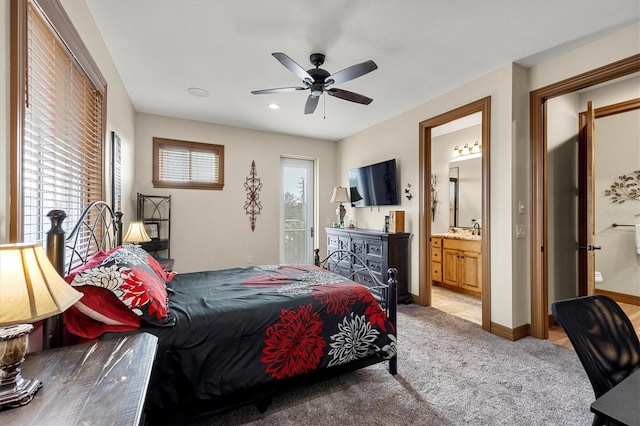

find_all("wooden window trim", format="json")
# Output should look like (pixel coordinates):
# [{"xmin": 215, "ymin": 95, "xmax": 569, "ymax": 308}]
[
  {"xmin": 152, "ymin": 137, "xmax": 225, "ymax": 190},
  {"xmin": 10, "ymin": 0, "xmax": 107, "ymax": 242}
]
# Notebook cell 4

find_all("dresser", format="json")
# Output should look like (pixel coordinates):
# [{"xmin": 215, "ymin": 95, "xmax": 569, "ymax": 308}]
[
  {"xmin": 326, "ymin": 228, "xmax": 411, "ymax": 303},
  {"xmin": 0, "ymin": 333, "xmax": 158, "ymax": 425}
]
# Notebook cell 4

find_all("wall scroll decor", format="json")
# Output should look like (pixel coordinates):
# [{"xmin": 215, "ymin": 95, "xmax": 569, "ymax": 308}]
[
  {"xmin": 604, "ymin": 170, "xmax": 640, "ymax": 204},
  {"xmin": 244, "ymin": 160, "xmax": 263, "ymax": 231}
]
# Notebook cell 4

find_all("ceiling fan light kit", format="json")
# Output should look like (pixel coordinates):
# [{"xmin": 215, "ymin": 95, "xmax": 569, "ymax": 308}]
[{"xmin": 251, "ymin": 52, "xmax": 377, "ymax": 115}]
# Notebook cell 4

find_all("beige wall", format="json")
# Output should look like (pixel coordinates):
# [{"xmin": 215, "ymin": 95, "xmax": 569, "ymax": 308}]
[
  {"xmin": 338, "ymin": 23, "xmax": 640, "ymax": 329},
  {"xmin": 339, "ymin": 64, "xmax": 518, "ymax": 327},
  {"xmin": 134, "ymin": 113, "xmax": 337, "ymax": 273}
]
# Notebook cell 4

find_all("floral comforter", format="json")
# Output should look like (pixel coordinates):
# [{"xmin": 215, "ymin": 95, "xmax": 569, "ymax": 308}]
[{"xmin": 137, "ymin": 264, "xmax": 396, "ymax": 411}]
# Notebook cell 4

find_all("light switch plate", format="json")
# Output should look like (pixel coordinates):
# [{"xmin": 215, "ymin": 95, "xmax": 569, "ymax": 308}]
[{"xmin": 516, "ymin": 225, "xmax": 526, "ymax": 238}]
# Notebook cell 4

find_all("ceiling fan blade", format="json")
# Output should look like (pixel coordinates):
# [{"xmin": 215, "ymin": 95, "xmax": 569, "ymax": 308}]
[
  {"xmin": 251, "ymin": 86, "xmax": 307, "ymax": 95},
  {"xmin": 304, "ymin": 95, "xmax": 319, "ymax": 114},
  {"xmin": 326, "ymin": 60, "xmax": 377, "ymax": 86},
  {"xmin": 272, "ymin": 52, "xmax": 313, "ymax": 84},
  {"xmin": 326, "ymin": 88, "xmax": 373, "ymax": 105}
]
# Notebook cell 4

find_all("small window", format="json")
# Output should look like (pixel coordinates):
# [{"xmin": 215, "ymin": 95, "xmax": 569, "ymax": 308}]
[{"xmin": 153, "ymin": 137, "xmax": 224, "ymax": 190}]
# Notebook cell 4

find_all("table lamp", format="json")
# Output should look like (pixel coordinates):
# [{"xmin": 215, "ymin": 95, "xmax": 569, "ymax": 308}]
[
  {"xmin": 123, "ymin": 221, "xmax": 151, "ymax": 244},
  {"xmin": 330, "ymin": 187, "xmax": 350, "ymax": 227},
  {"xmin": 0, "ymin": 242, "xmax": 82, "ymax": 409}
]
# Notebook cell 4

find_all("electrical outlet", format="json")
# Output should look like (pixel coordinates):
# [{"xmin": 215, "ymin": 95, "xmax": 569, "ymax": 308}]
[{"xmin": 515, "ymin": 225, "xmax": 526, "ymax": 238}]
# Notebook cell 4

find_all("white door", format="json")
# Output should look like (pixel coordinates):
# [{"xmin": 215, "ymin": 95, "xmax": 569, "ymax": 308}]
[{"xmin": 281, "ymin": 157, "xmax": 315, "ymax": 264}]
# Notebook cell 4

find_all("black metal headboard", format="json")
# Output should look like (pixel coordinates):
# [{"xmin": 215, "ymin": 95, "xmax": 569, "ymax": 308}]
[
  {"xmin": 46, "ymin": 201, "xmax": 123, "ymax": 277},
  {"xmin": 43, "ymin": 201, "xmax": 122, "ymax": 349}
]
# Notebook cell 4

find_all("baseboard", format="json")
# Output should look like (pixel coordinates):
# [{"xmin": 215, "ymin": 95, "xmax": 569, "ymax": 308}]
[
  {"xmin": 490, "ymin": 321, "xmax": 530, "ymax": 341},
  {"xmin": 594, "ymin": 289, "xmax": 640, "ymax": 306}
]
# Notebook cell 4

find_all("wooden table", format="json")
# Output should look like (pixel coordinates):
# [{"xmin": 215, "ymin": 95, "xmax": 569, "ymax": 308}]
[
  {"xmin": 0, "ymin": 333, "xmax": 158, "ymax": 425},
  {"xmin": 590, "ymin": 369, "xmax": 640, "ymax": 426}
]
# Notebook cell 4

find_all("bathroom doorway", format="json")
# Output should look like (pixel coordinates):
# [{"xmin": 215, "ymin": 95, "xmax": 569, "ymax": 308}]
[
  {"xmin": 418, "ymin": 97, "xmax": 491, "ymax": 332},
  {"xmin": 529, "ymin": 54, "xmax": 640, "ymax": 339}
]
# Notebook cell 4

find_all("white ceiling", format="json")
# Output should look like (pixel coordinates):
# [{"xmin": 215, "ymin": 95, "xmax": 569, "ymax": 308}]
[{"xmin": 85, "ymin": 0, "xmax": 639, "ymax": 142}]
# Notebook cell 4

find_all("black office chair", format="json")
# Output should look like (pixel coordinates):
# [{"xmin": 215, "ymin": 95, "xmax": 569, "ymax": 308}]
[{"xmin": 552, "ymin": 294, "xmax": 640, "ymax": 426}]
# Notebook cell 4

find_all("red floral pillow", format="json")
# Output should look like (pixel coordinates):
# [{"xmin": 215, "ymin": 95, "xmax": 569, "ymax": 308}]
[
  {"xmin": 64, "ymin": 250, "xmax": 110, "ymax": 283},
  {"xmin": 69, "ymin": 247, "xmax": 176, "ymax": 327},
  {"xmin": 63, "ymin": 286, "xmax": 141, "ymax": 339},
  {"xmin": 118, "ymin": 245, "xmax": 176, "ymax": 284}
]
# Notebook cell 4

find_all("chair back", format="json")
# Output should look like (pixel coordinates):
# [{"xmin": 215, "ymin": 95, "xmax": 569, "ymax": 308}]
[{"xmin": 551, "ymin": 294, "xmax": 640, "ymax": 399}]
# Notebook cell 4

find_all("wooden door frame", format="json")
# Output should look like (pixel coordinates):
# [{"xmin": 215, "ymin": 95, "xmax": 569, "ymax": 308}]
[
  {"xmin": 529, "ymin": 54, "xmax": 640, "ymax": 339},
  {"xmin": 418, "ymin": 96, "xmax": 491, "ymax": 332}
]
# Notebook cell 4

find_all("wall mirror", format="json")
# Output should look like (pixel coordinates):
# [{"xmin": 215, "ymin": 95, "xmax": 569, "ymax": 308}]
[
  {"xmin": 448, "ymin": 155, "xmax": 482, "ymax": 228},
  {"xmin": 449, "ymin": 167, "xmax": 459, "ymax": 226}
]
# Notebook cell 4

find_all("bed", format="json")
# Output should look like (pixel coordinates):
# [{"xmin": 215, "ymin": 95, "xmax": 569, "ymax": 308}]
[{"xmin": 45, "ymin": 201, "xmax": 398, "ymax": 422}]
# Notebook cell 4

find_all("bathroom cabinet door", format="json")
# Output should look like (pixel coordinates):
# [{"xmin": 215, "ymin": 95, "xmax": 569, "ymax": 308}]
[
  {"xmin": 442, "ymin": 238, "xmax": 482, "ymax": 296},
  {"xmin": 443, "ymin": 248, "xmax": 460, "ymax": 286},
  {"xmin": 460, "ymin": 251, "xmax": 482, "ymax": 293}
]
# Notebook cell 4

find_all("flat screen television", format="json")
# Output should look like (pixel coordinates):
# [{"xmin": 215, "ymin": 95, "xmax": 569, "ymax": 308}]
[{"xmin": 348, "ymin": 159, "xmax": 399, "ymax": 207}]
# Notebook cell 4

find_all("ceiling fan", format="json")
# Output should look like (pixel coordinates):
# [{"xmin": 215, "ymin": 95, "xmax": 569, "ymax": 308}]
[{"xmin": 251, "ymin": 52, "xmax": 378, "ymax": 114}]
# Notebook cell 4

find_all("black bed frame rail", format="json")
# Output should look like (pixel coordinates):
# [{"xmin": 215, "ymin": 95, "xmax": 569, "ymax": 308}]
[
  {"xmin": 319, "ymin": 249, "xmax": 396, "ymax": 308},
  {"xmin": 318, "ymin": 248, "xmax": 397, "ymax": 374},
  {"xmin": 44, "ymin": 201, "xmax": 123, "ymax": 348}
]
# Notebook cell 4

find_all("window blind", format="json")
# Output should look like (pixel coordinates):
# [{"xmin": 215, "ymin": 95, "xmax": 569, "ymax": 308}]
[
  {"xmin": 153, "ymin": 138, "xmax": 224, "ymax": 190},
  {"xmin": 18, "ymin": 1, "xmax": 104, "ymax": 243}
]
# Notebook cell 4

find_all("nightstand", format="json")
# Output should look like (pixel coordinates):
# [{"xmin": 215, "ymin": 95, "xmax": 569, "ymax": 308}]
[{"xmin": 0, "ymin": 333, "xmax": 158, "ymax": 425}]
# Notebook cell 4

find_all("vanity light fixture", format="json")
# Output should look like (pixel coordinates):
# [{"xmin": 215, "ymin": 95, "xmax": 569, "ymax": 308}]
[{"xmin": 452, "ymin": 141, "xmax": 482, "ymax": 158}]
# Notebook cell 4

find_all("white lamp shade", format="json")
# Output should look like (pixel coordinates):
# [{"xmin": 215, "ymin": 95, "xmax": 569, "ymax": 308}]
[
  {"xmin": 123, "ymin": 221, "xmax": 151, "ymax": 243},
  {"xmin": 0, "ymin": 243, "xmax": 82, "ymax": 326},
  {"xmin": 330, "ymin": 187, "xmax": 350, "ymax": 203}
]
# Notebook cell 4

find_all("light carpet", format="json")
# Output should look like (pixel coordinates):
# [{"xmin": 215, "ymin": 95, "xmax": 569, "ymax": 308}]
[{"xmin": 196, "ymin": 304, "xmax": 594, "ymax": 425}]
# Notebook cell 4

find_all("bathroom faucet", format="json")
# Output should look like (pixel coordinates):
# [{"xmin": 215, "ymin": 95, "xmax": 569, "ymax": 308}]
[{"xmin": 472, "ymin": 219, "xmax": 481, "ymax": 236}]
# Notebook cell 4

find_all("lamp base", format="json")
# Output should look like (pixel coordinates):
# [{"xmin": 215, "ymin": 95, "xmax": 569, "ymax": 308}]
[
  {"xmin": 0, "ymin": 324, "xmax": 42, "ymax": 410},
  {"xmin": 0, "ymin": 374, "xmax": 42, "ymax": 409}
]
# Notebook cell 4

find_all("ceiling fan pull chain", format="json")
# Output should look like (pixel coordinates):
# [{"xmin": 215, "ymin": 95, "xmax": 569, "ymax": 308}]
[{"xmin": 323, "ymin": 94, "xmax": 326, "ymax": 119}]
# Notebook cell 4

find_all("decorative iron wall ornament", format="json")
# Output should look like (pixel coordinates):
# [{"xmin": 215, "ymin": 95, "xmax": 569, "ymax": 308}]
[{"xmin": 244, "ymin": 161, "xmax": 263, "ymax": 231}]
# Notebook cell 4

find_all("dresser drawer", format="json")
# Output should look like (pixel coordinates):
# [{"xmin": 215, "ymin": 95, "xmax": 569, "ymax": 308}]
[
  {"xmin": 366, "ymin": 241, "xmax": 383, "ymax": 258},
  {"xmin": 327, "ymin": 234, "xmax": 339, "ymax": 249},
  {"xmin": 351, "ymin": 238, "xmax": 366, "ymax": 258},
  {"xmin": 366, "ymin": 259, "xmax": 383, "ymax": 275}
]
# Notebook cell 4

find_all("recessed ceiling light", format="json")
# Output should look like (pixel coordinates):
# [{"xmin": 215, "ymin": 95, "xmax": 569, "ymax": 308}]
[
  {"xmin": 268, "ymin": 103, "xmax": 280, "ymax": 110},
  {"xmin": 187, "ymin": 87, "xmax": 209, "ymax": 97}
]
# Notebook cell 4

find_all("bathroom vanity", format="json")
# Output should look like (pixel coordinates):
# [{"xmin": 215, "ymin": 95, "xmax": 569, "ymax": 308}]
[{"xmin": 431, "ymin": 233, "xmax": 482, "ymax": 297}]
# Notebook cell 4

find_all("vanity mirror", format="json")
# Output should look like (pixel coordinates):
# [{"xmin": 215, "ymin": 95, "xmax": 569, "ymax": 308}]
[{"xmin": 449, "ymin": 155, "xmax": 482, "ymax": 229}]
